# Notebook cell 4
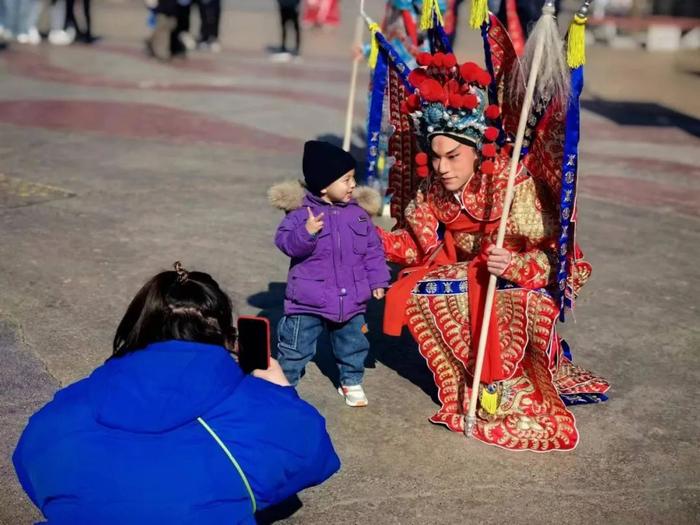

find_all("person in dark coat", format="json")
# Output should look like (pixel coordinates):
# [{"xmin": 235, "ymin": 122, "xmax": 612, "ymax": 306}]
[{"xmin": 13, "ymin": 263, "xmax": 340, "ymax": 524}]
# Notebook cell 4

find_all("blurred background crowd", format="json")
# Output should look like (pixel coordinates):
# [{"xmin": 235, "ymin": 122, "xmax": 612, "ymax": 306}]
[{"xmin": 0, "ymin": 0, "xmax": 697, "ymax": 58}]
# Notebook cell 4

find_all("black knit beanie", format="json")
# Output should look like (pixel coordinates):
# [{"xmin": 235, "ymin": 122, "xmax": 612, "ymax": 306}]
[{"xmin": 302, "ymin": 140, "xmax": 356, "ymax": 195}]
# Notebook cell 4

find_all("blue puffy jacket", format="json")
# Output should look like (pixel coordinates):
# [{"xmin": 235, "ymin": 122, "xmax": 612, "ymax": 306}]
[{"xmin": 13, "ymin": 340, "xmax": 340, "ymax": 524}]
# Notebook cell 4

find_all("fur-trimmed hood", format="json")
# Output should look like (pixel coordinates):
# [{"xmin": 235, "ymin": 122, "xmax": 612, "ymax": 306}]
[{"xmin": 268, "ymin": 180, "xmax": 382, "ymax": 216}]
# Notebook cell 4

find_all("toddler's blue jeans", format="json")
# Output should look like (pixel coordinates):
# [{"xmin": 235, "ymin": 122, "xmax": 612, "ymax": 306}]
[{"xmin": 277, "ymin": 314, "xmax": 368, "ymax": 387}]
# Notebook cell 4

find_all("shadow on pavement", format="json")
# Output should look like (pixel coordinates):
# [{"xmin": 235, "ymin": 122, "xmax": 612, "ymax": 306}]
[
  {"xmin": 582, "ymin": 98, "xmax": 700, "ymax": 138},
  {"xmin": 247, "ymin": 282, "xmax": 439, "ymax": 405},
  {"xmin": 255, "ymin": 494, "xmax": 303, "ymax": 524}
]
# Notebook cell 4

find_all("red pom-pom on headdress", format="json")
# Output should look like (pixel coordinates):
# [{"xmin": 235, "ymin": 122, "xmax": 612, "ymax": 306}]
[
  {"xmin": 484, "ymin": 127, "xmax": 499, "ymax": 141},
  {"xmin": 408, "ymin": 68, "xmax": 429, "ymax": 89},
  {"xmin": 443, "ymin": 53, "xmax": 457, "ymax": 69},
  {"xmin": 420, "ymin": 79, "xmax": 447, "ymax": 104},
  {"xmin": 401, "ymin": 93, "xmax": 422, "ymax": 114},
  {"xmin": 415, "ymin": 152, "xmax": 429, "ymax": 166},
  {"xmin": 445, "ymin": 79, "xmax": 461, "ymax": 95},
  {"xmin": 462, "ymin": 94, "xmax": 478, "ymax": 110},
  {"xmin": 480, "ymin": 160, "xmax": 495, "ymax": 175},
  {"xmin": 433, "ymin": 52, "xmax": 445, "ymax": 68},
  {"xmin": 445, "ymin": 79, "xmax": 461, "ymax": 108},
  {"xmin": 417, "ymin": 165, "xmax": 430, "ymax": 178},
  {"xmin": 416, "ymin": 52, "xmax": 433, "ymax": 67},
  {"xmin": 459, "ymin": 62, "xmax": 482, "ymax": 83},
  {"xmin": 481, "ymin": 143, "xmax": 497, "ymax": 157},
  {"xmin": 484, "ymin": 104, "xmax": 500, "ymax": 119},
  {"xmin": 476, "ymin": 70, "xmax": 492, "ymax": 88}
]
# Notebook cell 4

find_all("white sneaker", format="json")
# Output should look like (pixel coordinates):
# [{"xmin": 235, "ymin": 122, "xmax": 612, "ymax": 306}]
[
  {"xmin": 16, "ymin": 33, "xmax": 30, "ymax": 44},
  {"xmin": 338, "ymin": 384, "xmax": 368, "ymax": 407},
  {"xmin": 179, "ymin": 31, "xmax": 196, "ymax": 51},
  {"xmin": 269, "ymin": 51, "xmax": 292, "ymax": 63},
  {"xmin": 27, "ymin": 27, "xmax": 41, "ymax": 45},
  {"xmin": 48, "ymin": 29, "xmax": 74, "ymax": 46}
]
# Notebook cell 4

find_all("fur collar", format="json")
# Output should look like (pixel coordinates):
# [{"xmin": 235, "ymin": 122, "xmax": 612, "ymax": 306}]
[{"xmin": 268, "ymin": 180, "xmax": 382, "ymax": 216}]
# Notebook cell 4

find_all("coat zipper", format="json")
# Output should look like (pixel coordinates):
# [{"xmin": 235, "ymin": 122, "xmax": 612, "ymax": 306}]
[{"xmin": 330, "ymin": 208, "xmax": 344, "ymax": 322}]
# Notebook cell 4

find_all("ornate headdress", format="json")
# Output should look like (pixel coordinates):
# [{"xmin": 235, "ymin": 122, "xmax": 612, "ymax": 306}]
[{"xmin": 401, "ymin": 51, "xmax": 502, "ymax": 176}]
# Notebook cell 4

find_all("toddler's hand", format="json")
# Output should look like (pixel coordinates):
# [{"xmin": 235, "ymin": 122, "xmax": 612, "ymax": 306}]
[
  {"xmin": 305, "ymin": 207, "xmax": 324, "ymax": 236},
  {"xmin": 372, "ymin": 288, "xmax": 386, "ymax": 300}
]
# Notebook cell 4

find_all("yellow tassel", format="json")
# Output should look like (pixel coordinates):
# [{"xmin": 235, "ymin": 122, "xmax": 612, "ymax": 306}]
[
  {"xmin": 420, "ymin": 0, "xmax": 443, "ymax": 31},
  {"xmin": 420, "ymin": 0, "xmax": 433, "ymax": 31},
  {"xmin": 567, "ymin": 13, "xmax": 588, "ymax": 68},
  {"xmin": 368, "ymin": 22, "xmax": 380, "ymax": 69},
  {"xmin": 479, "ymin": 385, "xmax": 500, "ymax": 415},
  {"xmin": 469, "ymin": 0, "xmax": 489, "ymax": 30}
]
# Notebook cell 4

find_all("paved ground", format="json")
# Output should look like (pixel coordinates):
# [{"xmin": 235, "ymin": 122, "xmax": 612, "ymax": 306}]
[{"xmin": 1, "ymin": 1, "xmax": 699, "ymax": 524}]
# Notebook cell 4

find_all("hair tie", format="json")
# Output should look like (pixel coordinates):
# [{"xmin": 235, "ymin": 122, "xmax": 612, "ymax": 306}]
[{"xmin": 173, "ymin": 261, "xmax": 189, "ymax": 283}]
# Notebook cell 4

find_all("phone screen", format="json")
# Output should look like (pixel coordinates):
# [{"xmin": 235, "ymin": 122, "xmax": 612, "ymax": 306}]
[{"xmin": 237, "ymin": 316, "xmax": 271, "ymax": 374}]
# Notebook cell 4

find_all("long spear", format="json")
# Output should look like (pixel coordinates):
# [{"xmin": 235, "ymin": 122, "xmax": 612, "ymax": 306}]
[
  {"xmin": 465, "ymin": 0, "xmax": 570, "ymax": 437},
  {"xmin": 342, "ymin": 11, "xmax": 365, "ymax": 151}
]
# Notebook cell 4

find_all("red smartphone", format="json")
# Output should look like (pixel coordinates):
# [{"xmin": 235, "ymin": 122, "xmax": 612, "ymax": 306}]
[{"xmin": 236, "ymin": 316, "xmax": 271, "ymax": 374}]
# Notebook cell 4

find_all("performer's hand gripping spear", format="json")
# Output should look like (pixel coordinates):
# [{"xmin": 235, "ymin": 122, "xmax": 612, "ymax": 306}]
[{"xmin": 465, "ymin": 0, "xmax": 574, "ymax": 437}]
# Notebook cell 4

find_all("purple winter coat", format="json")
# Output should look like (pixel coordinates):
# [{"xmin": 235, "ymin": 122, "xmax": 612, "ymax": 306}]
[{"xmin": 275, "ymin": 192, "xmax": 390, "ymax": 323}]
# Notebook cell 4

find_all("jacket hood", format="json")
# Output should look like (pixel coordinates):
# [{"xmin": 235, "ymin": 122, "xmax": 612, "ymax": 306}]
[
  {"xmin": 268, "ymin": 180, "xmax": 382, "ymax": 216},
  {"xmin": 88, "ymin": 340, "xmax": 243, "ymax": 434}
]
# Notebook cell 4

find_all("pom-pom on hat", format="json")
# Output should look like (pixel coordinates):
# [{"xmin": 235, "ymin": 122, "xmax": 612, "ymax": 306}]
[{"xmin": 302, "ymin": 141, "xmax": 356, "ymax": 195}]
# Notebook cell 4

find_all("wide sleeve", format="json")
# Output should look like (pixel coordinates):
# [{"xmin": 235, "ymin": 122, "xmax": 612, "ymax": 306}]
[
  {"xmin": 364, "ymin": 218, "xmax": 391, "ymax": 290},
  {"xmin": 377, "ymin": 226, "xmax": 422, "ymax": 266},
  {"xmin": 499, "ymin": 179, "xmax": 558, "ymax": 289},
  {"xmin": 500, "ymin": 244, "xmax": 557, "ymax": 289},
  {"xmin": 376, "ymin": 191, "xmax": 441, "ymax": 266},
  {"xmin": 274, "ymin": 209, "xmax": 318, "ymax": 259}
]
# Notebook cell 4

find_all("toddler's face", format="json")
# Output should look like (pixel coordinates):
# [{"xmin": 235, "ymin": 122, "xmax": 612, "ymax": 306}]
[{"xmin": 322, "ymin": 169, "xmax": 356, "ymax": 203}]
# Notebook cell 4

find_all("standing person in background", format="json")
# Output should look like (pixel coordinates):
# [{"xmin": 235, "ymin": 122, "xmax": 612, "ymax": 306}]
[
  {"xmin": 1, "ymin": 0, "xmax": 18, "ymax": 41},
  {"xmin": 172, "ymin": 0, "xmax": 193, "ymax": 55},
  {"xmin": 14, "ymin": 0, "xmax": 41, "ymax": 44},
  {"xmin": 196, "ymin": 0, "xmax": 221, "ymax": 52},
  {"xmin": 302, "ymin": 0, "xmax": 339, "ymax": 29},
  {"xmin": 3, "ymin": 0, "xmax": 41, "ymax": 44},
  {"xmin": 0, "ymin": 1, "xmax": 6, "ymax": 41},
  {"xmin": 145, "ymin": 0, "xmax": 191, "ymax": 61},
  {"xmin": 271, "ymin": 0, "xmax": 301, "ymax": 62},
  {"xmin": 64, "ymin": 0, "xmax": 98, "ymax": 43},
  {"xmin": 496, "ymin": 0, "xmax": 561, "ymax": 40},
  {"xmin": 47, "ymin": 0, "xmax": 75, "ymax": 45}
]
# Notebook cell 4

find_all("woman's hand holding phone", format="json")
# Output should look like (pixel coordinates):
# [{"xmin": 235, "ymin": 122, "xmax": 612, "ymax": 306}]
[{"xmin": 252, "ymin": 358, "xmax": 291, "ymax": 387}]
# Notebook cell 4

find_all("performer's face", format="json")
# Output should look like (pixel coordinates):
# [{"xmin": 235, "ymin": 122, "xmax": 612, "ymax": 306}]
[{"xmin": 430, "ymin": 136, "xmax": 477, "ymax": 192}]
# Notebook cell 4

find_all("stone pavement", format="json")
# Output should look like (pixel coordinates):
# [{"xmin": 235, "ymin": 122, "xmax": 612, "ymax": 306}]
[{"xmin": 0, "ymin": 1, "xmax": 699, "ymax": 523}]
